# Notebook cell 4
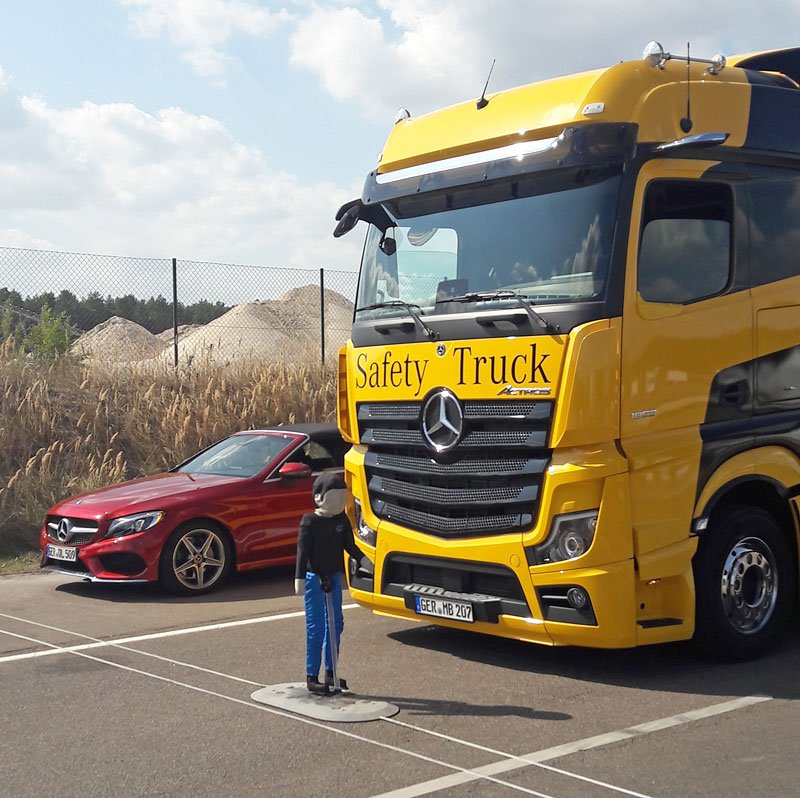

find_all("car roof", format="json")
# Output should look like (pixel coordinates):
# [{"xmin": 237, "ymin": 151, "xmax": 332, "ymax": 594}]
[
  {"xmin": 239, "ymin": 423, "xmax": 341, "ymax": 439},
  {"xmin": 235, "ymin": 423, "xmax": 345, "ymax": 452},
  {"xmin": 235, "ymin": 423, "xmax": 347, "ymax": 464}
]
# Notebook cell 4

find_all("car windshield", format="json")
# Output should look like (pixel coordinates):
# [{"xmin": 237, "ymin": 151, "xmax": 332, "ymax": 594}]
[
  {"xmin": 178, "ymin": 434, "xmax": 293, "ymax": 478},
  {"xmin": 356, "ymin": 167, "xmax": 621, "ymax": 317}
]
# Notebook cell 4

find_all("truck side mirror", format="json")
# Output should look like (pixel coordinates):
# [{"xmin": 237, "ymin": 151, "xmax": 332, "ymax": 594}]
[{"xmin": 333, "ymin": 202, "xmax": 361, "ymax": 238}]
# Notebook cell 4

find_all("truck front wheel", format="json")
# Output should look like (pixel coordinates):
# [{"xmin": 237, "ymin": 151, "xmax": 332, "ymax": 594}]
[{"xmin": 693, "ymin": 504, "xmax": 795, "ymax": 659}]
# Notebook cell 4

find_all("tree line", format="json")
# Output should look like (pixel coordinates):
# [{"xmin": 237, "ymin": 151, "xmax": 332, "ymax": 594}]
[{"xmin": 0, "ymin": 288, "xmax": 230, "ymax": 335}]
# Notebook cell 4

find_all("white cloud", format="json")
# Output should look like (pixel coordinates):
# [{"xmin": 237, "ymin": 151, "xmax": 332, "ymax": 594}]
[
  {"xmin": 289, "ymin": 0, "xmax": 800, "ymax": 120},
  {"xmin": 0, "ymin": 80, "xmax": 361, "ymax": 290},
  {"xmin": 0, "ymin": 228, "xmax": 55, "ymax": 250},
  {"xmin": 121, "ymin": 0, "xmax": 292, "ymax": 80}
]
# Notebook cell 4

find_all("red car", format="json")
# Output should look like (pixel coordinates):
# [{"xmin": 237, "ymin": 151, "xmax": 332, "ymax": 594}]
[{"xmin": 40, "ymin": 424, "xmax": 347, "ymax": 595}]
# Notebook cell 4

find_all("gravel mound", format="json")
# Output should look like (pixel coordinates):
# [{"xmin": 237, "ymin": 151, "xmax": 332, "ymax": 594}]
[
  {"xmin": 155, "ymin": 286, "xmax": 353, "ymax": 366},
  {"xmin": 71, "ymin": 316, "xmax": 163, "ymax": 362},
  {"xmin": 155, "ymin": 324, "xmax": 200, "ymax": 341}
]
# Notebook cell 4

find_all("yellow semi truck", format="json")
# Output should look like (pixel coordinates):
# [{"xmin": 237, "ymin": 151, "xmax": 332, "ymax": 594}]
[{"xmin": 334, "ymin": 43, "xmax": 800, "ymax": 658}]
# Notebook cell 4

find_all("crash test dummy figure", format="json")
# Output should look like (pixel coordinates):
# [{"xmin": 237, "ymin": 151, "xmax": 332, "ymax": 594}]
[{"xmin": 295, "ymin": 472, "xmax": 363, "ymax": 694}]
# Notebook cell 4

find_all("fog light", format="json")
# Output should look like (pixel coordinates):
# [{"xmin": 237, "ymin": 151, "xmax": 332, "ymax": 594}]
[
  {"xmin": 566, "ymin": 587, "xmax": 589, "ymax": 609},
  {"xmin": 354, "ymin": 500, "xmax": 377, "ymax": 547},
  {"xmin": 530, "ymin": 511, "xmax": 598, "ymax": 565}
]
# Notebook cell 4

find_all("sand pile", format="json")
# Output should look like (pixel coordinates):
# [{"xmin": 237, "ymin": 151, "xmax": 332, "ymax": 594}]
[
  {"xmin": 155, "ymin": 324, "xmax": 201, "ymax": 342},
  {"xmin": 71, "ymin": 316, "xmax": 163, "ymax": 362},
  {"xmin": 155, "ymin": 286, "xmax": 353, "ymax": 366}
]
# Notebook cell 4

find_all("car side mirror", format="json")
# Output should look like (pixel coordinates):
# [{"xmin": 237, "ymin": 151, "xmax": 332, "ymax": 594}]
[{"xmin": 278, "ymin": 462, "xmax": 312, "ymax": 480}]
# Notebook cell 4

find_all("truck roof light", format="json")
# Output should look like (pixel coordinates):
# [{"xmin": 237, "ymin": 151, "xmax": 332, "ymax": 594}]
[
  {"xmin": 707, "ymin": 53, "xmax": 727, "ymax": 75},
  {"xmin": 642, "ymin": 40, "xmax": 727, "ymax": 74},
  {"xmin": 643, "ymin": 41, "xmax": 666, "ymax": 68}
]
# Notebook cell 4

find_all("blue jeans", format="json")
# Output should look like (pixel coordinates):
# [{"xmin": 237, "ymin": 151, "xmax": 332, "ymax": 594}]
[{"xmin": 304, "ymin": 571, "xmax": 343, "ymax": 676}]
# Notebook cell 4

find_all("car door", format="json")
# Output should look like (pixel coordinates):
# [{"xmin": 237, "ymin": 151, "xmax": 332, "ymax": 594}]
[{"xmin": 250, "ymin": 439, "xmax": 340, "ymax": 566}]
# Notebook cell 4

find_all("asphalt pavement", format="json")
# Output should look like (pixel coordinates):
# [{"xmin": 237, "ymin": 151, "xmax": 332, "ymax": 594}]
[{"xmin": 2, "ymin": 566, "xmax": 800, "ymax": 797}]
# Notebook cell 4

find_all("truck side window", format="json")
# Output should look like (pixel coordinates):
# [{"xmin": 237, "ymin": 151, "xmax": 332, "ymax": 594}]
[
  {"xmin": 748, "ymin": 175, "xmax": 800, "ymax": 286},
  {"xmin": 638, "ymin": 180, "xmax": 732, "ymax": 304}
]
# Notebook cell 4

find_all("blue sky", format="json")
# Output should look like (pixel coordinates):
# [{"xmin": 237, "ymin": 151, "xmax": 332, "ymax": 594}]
[{"xmin": 0, "ymin": 1, "xmax": 796, "ymax": 280}]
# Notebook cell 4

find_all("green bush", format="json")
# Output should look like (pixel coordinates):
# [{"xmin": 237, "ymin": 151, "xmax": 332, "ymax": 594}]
[
  {"xmin": 23, "ymin": 304, "xmax": 72, "ymax": 359},
  {"xmin": 0, "ymin": 301, "xmax": 19, "ymax": 349}
]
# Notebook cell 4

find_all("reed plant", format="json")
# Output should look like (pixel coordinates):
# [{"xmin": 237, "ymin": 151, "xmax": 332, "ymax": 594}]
[{"xmin": 0, "ymin": 342, "xmax": 337, "ymax": 556}]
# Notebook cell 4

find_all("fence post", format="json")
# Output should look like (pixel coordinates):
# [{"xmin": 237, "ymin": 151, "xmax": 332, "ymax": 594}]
[
  {"xmin": 320, "ymin": 267, "xmax": 325, "ymax": 364},
  {"xmin": 172, "ymin": 257, "xmax": 179, "ymax": 368}
]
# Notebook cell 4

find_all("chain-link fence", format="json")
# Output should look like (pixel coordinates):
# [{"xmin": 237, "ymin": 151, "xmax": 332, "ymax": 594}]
[{"xmin": 0, "ymin": 246, "xmax": 358, "ymax": 365}]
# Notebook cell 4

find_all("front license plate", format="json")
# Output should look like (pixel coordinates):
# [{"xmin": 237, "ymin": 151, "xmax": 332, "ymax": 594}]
[
  {"xmin": 46, "ymin": 544, "xmax": 77, "ymax": 562},
  {"xmin": 414, "ymin": 594, "xmax": 473, "ymax": 623}
]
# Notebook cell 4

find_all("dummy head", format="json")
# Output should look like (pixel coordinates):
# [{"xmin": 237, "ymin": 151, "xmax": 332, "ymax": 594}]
[{"xmin": 312, "ymin": 472, "xmax": 347, "ymax": 517}]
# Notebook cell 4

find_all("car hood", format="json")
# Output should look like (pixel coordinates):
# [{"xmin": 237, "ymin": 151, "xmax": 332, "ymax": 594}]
[{"xmin": 50, "ymin": 472, "xmax": 248, "ymax": 521}]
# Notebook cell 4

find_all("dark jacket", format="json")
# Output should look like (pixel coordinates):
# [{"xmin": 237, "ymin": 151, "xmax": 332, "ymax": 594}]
[{"xmin": 295, "ymin": 512, "xmax": 361, "ymax": 578}]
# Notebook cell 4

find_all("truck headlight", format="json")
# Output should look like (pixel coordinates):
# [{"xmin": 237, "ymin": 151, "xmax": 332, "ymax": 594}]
[
  {"xmin": 106, "ymin": 511, "xmax": 165, "ymax": 539},
  {"xmin": 354, "ymin": 500, "xmax": 377, "ymax": 547},
  {"xmin": 530, "ymin": 511, "xmax": 597, "ymax": 565}
]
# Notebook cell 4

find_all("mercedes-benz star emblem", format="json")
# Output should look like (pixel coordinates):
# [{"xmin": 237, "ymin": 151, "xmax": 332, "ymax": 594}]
[
  {"xmin": 421, "ymin": 389, "xmax": 464, "ymax": 453},
  {"xmin": 57, "ymin": 518, "xmax": 72, "ymax": 542}
]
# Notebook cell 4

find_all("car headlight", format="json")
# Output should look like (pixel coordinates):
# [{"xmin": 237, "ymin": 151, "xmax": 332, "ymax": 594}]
[
  {"xmin": 106, "ymin": 511, "xmax": 165, "ymax": 539},
  {"xmin": 530, "ymin": 511, "xmax": 597, "ymax": 565},
  {"xmin": 354, "ymin": 500, "xmax": 377, "ymax": 547}
]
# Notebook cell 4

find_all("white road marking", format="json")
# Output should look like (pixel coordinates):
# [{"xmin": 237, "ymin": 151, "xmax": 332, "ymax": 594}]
[
  {"xmin": 382, "ymin": 716, "xmax": 654, "ymax": 798},
  {"xmin": 370, "ymin": 695, "xmax": 772, "ymax": 798},
  {"xmin": 0, "ymin": 605, "xmax": 357, "ymax": 664},
  {"xmin": 0, "ymin": 626, "xmax": 559, "ymax": 798},
  {"xmin": 1, "ymin": 610, "xmax": 772, "ymax": 798},
  {"xmin": 0, "ymin": 612, "xmax": 648, "ymax": 798}
]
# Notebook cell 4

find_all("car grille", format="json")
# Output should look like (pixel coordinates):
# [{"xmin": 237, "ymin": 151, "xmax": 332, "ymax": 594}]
[
  {"xmin": 358, "ymin": 398, "xmax": 552, "ymax": 538},
  {"xmin": 46, "ymin": 516, "xmax": 100, "ymax": 545}
]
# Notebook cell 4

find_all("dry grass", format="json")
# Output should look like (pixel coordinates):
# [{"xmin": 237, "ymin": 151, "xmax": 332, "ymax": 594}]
[
  {"xmin": 0, "ymin": 342, "xmax": 337, "ymax": 556},
  {"xmin": 0, "ymin": 551, "xmax": 40, "ymax": 575}
]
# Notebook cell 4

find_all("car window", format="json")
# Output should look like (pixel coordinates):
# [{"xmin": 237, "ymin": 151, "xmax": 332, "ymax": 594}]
[
  {"xmin": 179, "ymin": 434, "xmax": 292, "ymax": 478},
  {"xmin": 287, "ymin": 440, "xmax": 338, "ymax": 472}
]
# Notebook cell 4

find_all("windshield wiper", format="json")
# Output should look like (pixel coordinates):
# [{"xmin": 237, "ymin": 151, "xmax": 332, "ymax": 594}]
[
  {"xmin": 436, "ymin": 290, "xmax": 560, "ymax": 333},
  {"xmin": 356, "ymin": 300, "xmax": 439, "ymax": 341}
]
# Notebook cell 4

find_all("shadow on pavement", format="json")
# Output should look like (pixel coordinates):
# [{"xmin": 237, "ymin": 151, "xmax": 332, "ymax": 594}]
[
  {"xmin": 355, "ymin": 692, "xmax": 571, "ymax": 721},
  {"xmin": 387, "ymin": 622, "xmax": 800, "ymax": 702},
  {"xmin": 53, "ymin": 564, "xmax": 296, "ymax": 604}
]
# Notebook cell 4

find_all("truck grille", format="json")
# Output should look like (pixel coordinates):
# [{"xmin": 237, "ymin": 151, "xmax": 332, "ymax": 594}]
[{"xmin": 358, "ymin": 398, "xmax": 552, "ymax": 538}]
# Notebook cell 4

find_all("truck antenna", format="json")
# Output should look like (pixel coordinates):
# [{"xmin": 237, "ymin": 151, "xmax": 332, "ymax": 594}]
[
  {"xmin": 680, "ymin": 42, "xmax": 693, "ymax": 133},
  {"xmin": 476, "ymin": 58, "xmax": 496, "ymax": 110}
]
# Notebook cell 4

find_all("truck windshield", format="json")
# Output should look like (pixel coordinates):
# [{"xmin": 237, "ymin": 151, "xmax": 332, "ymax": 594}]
[{"xmin": 356, "ymin": 167, "xmax": 621, "ymax": 317}]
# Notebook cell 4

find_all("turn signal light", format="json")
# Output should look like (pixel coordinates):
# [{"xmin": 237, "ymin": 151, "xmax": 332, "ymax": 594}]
[{"xmin": 337, "ymin": 346, "xmax": 354, "ymax": 442}]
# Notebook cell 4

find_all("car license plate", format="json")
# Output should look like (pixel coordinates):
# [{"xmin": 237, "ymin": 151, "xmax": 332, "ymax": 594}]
[
  {"xmin": 414, "ymin": 594, "xmax": 473, "ymax": 623},
  {"xmin": 46, "ymin": 544, "xmax": 77, "ymax": 562}
]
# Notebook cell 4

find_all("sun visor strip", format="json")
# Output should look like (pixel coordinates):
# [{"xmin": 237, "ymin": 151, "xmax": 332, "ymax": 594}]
[{"xmin": 362, "ymin": 123, "xmax": 638, "ymax": 206}]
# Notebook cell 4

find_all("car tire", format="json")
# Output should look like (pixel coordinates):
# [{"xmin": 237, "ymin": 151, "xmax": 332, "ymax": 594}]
[
  {"xmin": 693, "ymin": 504, "xmax": 795, "ymax": 660},
  {"xmin": 159, "ymin": 521, "xmax": 232, "ymax": 596}
]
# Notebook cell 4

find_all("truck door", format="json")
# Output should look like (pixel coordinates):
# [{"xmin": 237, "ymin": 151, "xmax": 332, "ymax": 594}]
[
  {"xmin": 746, "ymin": 169, "xmax": 800, "ymax": 420},
  {"xmin": 619, "ymin": 159, "xmax": 753, "ymax": 568}
]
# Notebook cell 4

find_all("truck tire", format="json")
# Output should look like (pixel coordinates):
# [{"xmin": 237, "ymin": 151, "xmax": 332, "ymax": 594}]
[{"xmin": 693, "ymin": 504, "xmax": 795, "ymax": 659}]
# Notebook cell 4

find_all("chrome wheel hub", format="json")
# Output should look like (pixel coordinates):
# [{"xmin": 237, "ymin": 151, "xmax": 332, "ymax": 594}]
[
  {"xmin": 173, "ymin": 529, "xmax": 225, "ymax": 590},
  {"xmin": 721, "ymin": 536, "xmax": 777, "ymax": 634}
]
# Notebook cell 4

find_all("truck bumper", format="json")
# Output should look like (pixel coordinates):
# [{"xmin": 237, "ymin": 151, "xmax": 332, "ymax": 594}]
[{"xmin": 349, "ymin": 556, "xmax": 639, "ymax": 649}]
